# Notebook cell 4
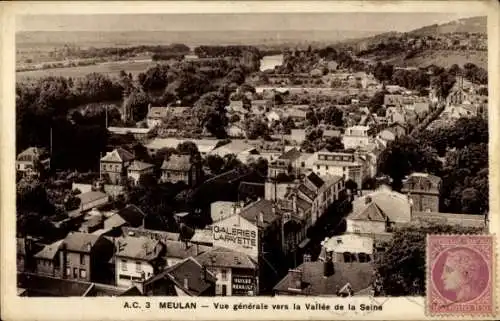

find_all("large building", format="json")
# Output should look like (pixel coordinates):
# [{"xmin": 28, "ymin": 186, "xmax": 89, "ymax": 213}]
[
  {"xmin": 342, "ymin": 126, "xmax": 371, "ymax": 150},
  {"xmin": 114, "ymin": 236, "xmax": 166, "ymax": 288},
  {"xmin": 195, "ymin": 247, "xmax": 258, "ymax": 296},
  {"xmin": 160, "ymin": 154, "xmax": 202, "ymax": 186},
  {"xmin": 401, "ymin": 172, "xmax": 442, "ymax": 213},
  {"xmin": 100, "ymin": 148, "xmax": 135, "ymax": 185},
  {"xmin": 309, "ymin": 151, "xmax": 364, "ymax": 188}
]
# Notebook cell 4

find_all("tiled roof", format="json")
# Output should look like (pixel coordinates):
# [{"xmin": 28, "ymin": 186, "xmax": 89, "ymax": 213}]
[
  {"xmin": 161, "ymin": 154, "xmax": 192, "ymax": 171},
  {"xmin": 164, "ymin": 257, "xmax": 217, "ymax": 296},
  {"xmin": 295, "ymin": 196, "xmax": 313, "ymax": 212},
  {"xmin": 64, "ymin": 232, "xmax": 101, "ymax": 253},
  {"xmin": 402, "ymin": 172, "xmax": 442, "ymax": 191},
  {"xmin": 17, "ymin": 273, "xmax": 93, "ymax": 297},
  {"xmin": 17, "ymin": 147, "xmax": 48, "ymax": 162},
  {"xmin": 115, "ymin": 236, "xmax": 164, "ymax": 261},
  {"xmin": 352, "ymin": 188, "xmax": 411, "ymax": 223},
  {"xmin": 121, "ymin": 227, "xmax": 180, "ymax": 242},
  {"xmin": 34, "ymin": 240, "xmax": 64, "ymax": 260},
  {"xmin": 273, "ymin": 261, "xmax": 374, "ymax": 296},
  {"xmin": 306, "ymin": 172, "xmax": 325, "ymax": 189},
  {"xmin": 195, "ymin": 247, "xmax": 257, "ymax": 270},
  {"xmin": 348, "ymin": 202, "xmax": 387, "ymax": 222},
  {"xmin": 165, "ymin": 240, "xmax": 211, "ymax": 259},
  {"xmin": 279, "ymin": 148, "xmax": 302, "ymax": 161},
  {"xmin": 128, "ymin": 160, "xmax": 154, "ymax": 171},
  {"xmin": 101, "ymin": 148, "xmax": 134, "ymax": 163},
  {"xmin": 104, "ymin": 214, "xmax": 127, "ymax": 230},
  {"xmin": 76, "ymin": 191, "xmax": 108, "ymax": 205},
  {"xmin": 117, "ymin": 205, "xmax": 146, "ymax": 227},
  {"xmin": 238, "ymin": 199, "xmax": 280, "ymax": 229},
  {"xmin": 298, "ymin": 184, "xmax": 316, "ymax": 201}
]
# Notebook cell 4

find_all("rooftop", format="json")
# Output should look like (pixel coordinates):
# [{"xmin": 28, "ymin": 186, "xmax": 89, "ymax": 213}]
[
  {"xmin": 115, "ymin": 236, "xmax": 164, "ymax": 261},
  {"xmin": 164, "ymin": 257, "xmax": 217, "ymax": 296},
  {"xmin": 64, "ymin": 232, "xmax": 101, "ymax": 253},
  {"xmin": 128, "ymin": 160, "xmax": 154, "ymax": 172},
  {"xmin": 161, "ymin": 154, "xmax": 192, "ymax": 171},
  {"xmin": 76, "ymin": 191, "xmax": 108, "ymax": 206},
  {"xmin": 101, "ymin": 147, "xmax": 135, "ymax": 163},
  {"xmin": 239, "ymin": 199, "xmax": 281, "ymax": 229},
  {"xmin": 195, "ymin": 247, "xmax": 257, "ymax": 270},
  {"xmin": 273, "ymin": 261, "xmax": 374, "ymax": 296},
  {"xmin": 34, "ymin": 240, "xmax": 64, "ymax": 260}
]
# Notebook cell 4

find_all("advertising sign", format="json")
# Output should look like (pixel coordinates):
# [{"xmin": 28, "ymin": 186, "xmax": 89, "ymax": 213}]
[
  {"xmin": 232, "ymin": 275, "xmax": 255, "ymax": 295},
  {"xmin": 209, "ymin": 214, "xmax": 259, "ymax": 258}
]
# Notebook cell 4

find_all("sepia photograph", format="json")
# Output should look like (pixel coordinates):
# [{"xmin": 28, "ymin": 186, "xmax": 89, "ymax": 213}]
[{"xmin": 2, "ymin": 1, "xmax": 498, "ymax": 320}]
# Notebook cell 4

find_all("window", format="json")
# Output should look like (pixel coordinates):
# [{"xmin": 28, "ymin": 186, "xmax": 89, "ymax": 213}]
[
  {"xmin": 221, "ymin": 269, "xmax": 227, "ymax": 281},
  {"xmin": 325, "ymin": 166, "xmax": 329, "ymax": 170},
  {"xmin": 221, "ymin": 284, "xmax": 227, "ymax": 296},
  {"xmin": 136, "ymin": 261, "xmax": 142, "ymax": 273},
  {"xmin": 317, "ymin": 165, "xmax": 320, "ymax": 170},
  {"xmin": 80, "ymin": 254, "xmax": 85, "ymax": 265},
  {"xmin": 80, "ymin": 269, "xmax": 87, "ymax": 279},
  {"xmin": 65, "ymin": 267, "xmax": 71, "ymax": 276},
  {"xmin": 73, "ymin": 268, "xmax": 78, "ymax": 278},
  {"xmin": 121, "ymin": 260, "xmax": 128, "ymax": 271}
]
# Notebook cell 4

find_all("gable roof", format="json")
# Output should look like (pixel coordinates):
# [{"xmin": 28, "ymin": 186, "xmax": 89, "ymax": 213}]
[
  {"xmin": 115, "ymin": 236, "xmax": 163, "ymax": 261},
  {"xmin": 195, "ymin": 247, "xmax": 257, "ymax": 270},
  {"xmin": 161, "ymin": 154, "xmax": 192, "ymax": 171},
  {"xmin": 17, "ymin": 147, "xmax": 49, "ymax": 162},
  {"xmin": 63, "ymin": 232, "xmax": 101, "ymax": 253},
  {"xmin": 238, "ymin": 199, "xmax": 280, "ymax": 229},
  {"xmin": 164, "ymin": 257, "xmax": 217, "ymax": 296},
  {"xmin": 273, "ymin": 261, "xmax": 374, "ymax": 296},
  {"xmin": 165, "ymin": 240, "xmax": 211, "ymax": 259},
  {"xmin": 279, "ymin": 148, "xmax": 302, "ymax": 161},
  {"xmin": 306, "ymin": 172, "xmax": 325, "ymax": 189},
  {"xmin": 348, "ymin": 201, "xmax": 387, "ymax": 222},
  {"xmin": 18, "ymin": 273, "xmax": 94, "ymax": 297},
  {"xmin": 117, "ymin": 205, "xmax": 146, "ymax": 227},
  {"xmin": 128, "ymin": 160, "xmax": 154, "ymax": 172},
  {"xmin": 101, "ymin": 148, "xmax": 134, "ymax": 163},
  {"xmin": 34, "ymin": 240, "xmax": 64, "ymax": 260},
  {"xmin": 298, "ymin": 184, "xmax": 316, "ymax": 201},
  {"xmin": 76, "ymin": 191, "xmax": 108, "ymax": 205},
  {"xmin": 104, "ymin": 214, "xmax": 127, "ymax": 230}
]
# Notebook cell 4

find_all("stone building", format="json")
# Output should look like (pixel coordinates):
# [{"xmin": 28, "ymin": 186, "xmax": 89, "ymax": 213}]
[{"xmin": 401, "ymin": 172, "xmax": 442, "ymax": 212}]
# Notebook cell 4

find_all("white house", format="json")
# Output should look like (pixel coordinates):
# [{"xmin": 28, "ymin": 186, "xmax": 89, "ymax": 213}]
[{"xmin": 342, "ymin": 126, "xmax": 371, "ymax": 150}]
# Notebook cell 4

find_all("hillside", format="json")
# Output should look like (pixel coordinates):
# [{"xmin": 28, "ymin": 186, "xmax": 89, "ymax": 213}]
[{"xmin": 339, "ymin": 16, "xmax": 487, "ymax": 69}]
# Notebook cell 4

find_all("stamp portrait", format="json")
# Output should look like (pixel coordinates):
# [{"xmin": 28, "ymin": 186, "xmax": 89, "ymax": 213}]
[{"xmin": 427, "ymin": 235, "xmax": 495, "ymax": 316}]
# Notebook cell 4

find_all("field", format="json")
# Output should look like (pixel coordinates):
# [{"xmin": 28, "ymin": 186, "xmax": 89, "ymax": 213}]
[{"xmin": 16, "ymin": 60, "xmax": 158, "ymax": 82}]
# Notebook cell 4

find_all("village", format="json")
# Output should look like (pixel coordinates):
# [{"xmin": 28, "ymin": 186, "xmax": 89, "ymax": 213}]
[{"xmin": 16, "ymin": 28, "xmax": 489, "ymax": 297}]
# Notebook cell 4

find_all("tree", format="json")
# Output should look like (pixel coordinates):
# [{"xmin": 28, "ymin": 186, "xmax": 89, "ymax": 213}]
[
  {"xmin": 345, "ymin": 179, "xmax": 358, "ymax": 191},
  {"xmin": 375, "ymin": 225, "xmax": 484, "ymax": 296},
  {"xmin": 125, "ymin": 89, "xmax": 150, "ymax": 122},
  {"xmin": 323, "ymin": 106, "xmax": 344, "ymax": 127},
  {"xmin": 205, "ymin": 154, "xmax": 225, "ymax": 174},
  {"xmin": 324, "ymin": 137, "xmax": 344, "ymax": 152},
  {"xmin": 368, "ymin": 90, "xmax": 386, "ymax": 114},
  {"xmin": 176, "ymin": 141, "xmax": 200, "ymax": 159}
]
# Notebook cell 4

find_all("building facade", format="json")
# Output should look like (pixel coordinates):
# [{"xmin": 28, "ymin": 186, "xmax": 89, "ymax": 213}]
[
  {"xmin": 401, "ymin": 172, "xmax": 442, "ymax": 212},
  {"xmin": 100, "ymin": 148, "xmax": 135, "ymax": 185}
]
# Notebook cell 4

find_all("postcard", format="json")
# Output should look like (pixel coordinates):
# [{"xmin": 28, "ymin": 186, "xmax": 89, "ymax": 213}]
[{"xmin": 1, "ymin": 1, "xmax": 499, "ymax": 320}]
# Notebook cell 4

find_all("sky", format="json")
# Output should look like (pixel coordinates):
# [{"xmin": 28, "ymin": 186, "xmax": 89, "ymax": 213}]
[{"xmin": 16, "ymin": 12, "xmax": 482, "ymax": 33}]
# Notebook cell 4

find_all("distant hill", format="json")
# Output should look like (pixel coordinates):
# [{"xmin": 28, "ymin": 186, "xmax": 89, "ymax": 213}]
[
  {"xmin": 409, "ymin": 16, "xmax": 486, "ymax": 36},
  {"xmin": 338, "ymin": 16, "xmax": 488, "ymax": 69}
]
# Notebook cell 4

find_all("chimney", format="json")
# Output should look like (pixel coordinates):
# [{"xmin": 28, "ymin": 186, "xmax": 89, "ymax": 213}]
[
  {"xmin": 288, "ymin": 269, "xmax": 303, "ymax": 291},
  {"xmin": 59, "ymin": 242, "xmax": 67, "ymax": 279},
  {"xmin": 183, "ymin": 278, "xmax": 189, "ymax": 290},
  {"xmin": 323, "ymin": 259, "xmax": 335, "ymax": 278},
  {"xmin": 258, "ymin": 212, "xmax": 264, "ymax": 224},
  {"xmin": 86, "ymin": 243, "xmax": 92, "ymax": 252}
]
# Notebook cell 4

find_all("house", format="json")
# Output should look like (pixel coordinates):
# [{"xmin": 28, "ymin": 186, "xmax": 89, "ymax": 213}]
[
  {"xmin": 59, "ymin": 232, "xmax": 115, "ymax": 283},
  {"xmin": 210, "ymin": 201, "xmax": 240, "ymax": 223},
  {"xmin": 342, "ymin": 126, "xmax": 371, "ymax": 150},
  {"xmin": 227, "ymin": 124, "xmax": 247, "ymax": 138},
  {"xmin": 346, "ymin": 185, "xmax": 412, "ymax": 234},
  {"xmin": 16, "ymin": 147, "xmax": 50, "ymax": 176},
  {"xmin": 165, "ymin": 240, "xmax": 211, "ymax": 267},
  {"xmin": 34, "ymin": 240, "xmax": 65, "ymax": 277},
  {"xmin": 443, "ymin": 104, "xmax": 479, "ymax": 120},
  {"xmin": 322, "ymin": 129, "xmax": 342, "ymax": 140},
  {"xmin": 385, "ymin": 107, "xmax": 406, "ymax": 124},
  {"xmin": 146, "ymin": 106, "xmax": 169, "ymax": 128},
  {"xmin": 121, "ymin": 227, "xmax": 180, "ymax": 244},
  {"xmin": 100, "ymin": 148, "xmax": 135, "ymax": 185},
  {"xmin": 160, "ymin": 154, "xmax": 202, "ymax": 186},
  {"xmin": 284, "ymin": 107, "xmax": 308, "ymax": 124},
  {"xmin": 265, "ymin": 110, "xmax": 282, "ymax": 123},
  {"xmin": 114, "ymin": 236, "xmax": 167, "ymax": 288},
  {"xmin": 413, "ymin": 102, "xmax": 430, "ymax": 119},
  {"xmin": 310, "ymin": 151, "xmax": 365, "ymax": 188},
  {"xmin": 318, "ymin": 234, "xmax": 373, "ymax": 263},
  {"xmin": 327, "ymin": 61, "xmax": 339, "ymax": 71},
  {"xmin": 127, "ymin": 160, "xmax": 155, "ymax": 185},
  {"xmin": 79, "ymin": 215, "xmax": 104, "ymax": 234},
  {"xmin": 386, "ymin": 122, "xmax": 407, "ymax": 138},
  {"xmin": 103, "ymin": 205, "xmax": 147, "ymax": 233},
  {"xmin": 273, "ymin": 260, "xmax": 374, "ymax": 296},
  {"xmin": 141, "ymin": 257, "xmax": 216, "ymax": 296},
  {"xmin": 195, "ymin": 247, "xmax": 258, "ymax": 296},
  {"xmin": 376, "ymin": 129, "xmax": 396, "ymax": 147},
  {"xmin": 402, "ymin": 173, "xmax": 442, "ymax": 212}
]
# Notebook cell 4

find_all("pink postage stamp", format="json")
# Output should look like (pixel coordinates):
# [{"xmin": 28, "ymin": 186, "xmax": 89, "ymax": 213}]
[{"xmin": 427, "ymin": 235, "xmax": 495, "ymax": 317}]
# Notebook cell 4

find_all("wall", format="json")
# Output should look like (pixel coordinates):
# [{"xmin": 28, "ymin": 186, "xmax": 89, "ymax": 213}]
[
  {"xmin": 264, "ymin": 182, "xmax": 294, "ymax": 201},
  {"xmin": 101, "ymin": 161, "xmax": 124, "ymax": 185},
  {"xmin": 209, "ymin": 266, "xmax": 233, "ymax": 296},
  {"xmin": 342, "ymin": 136, "xmax": 371, "ymax": 150},
  {"xmin": 72, "ymin": 183, "xmax": 92, "ymax": 194},
  {"xmin": 63, "ymin": 251, "xmax": 91, "ymax": 282},
  {"xmin": 116, "ymin": 258, "xmax": 154, "ymax": 287},
  {"xmin": 161, "ymin": 170, "xmax": 189, "ymax": 185},
  {"xmin": 346, "ymin": 219, "xmax": 386, "ymax": 234},
  {"xmin": 410, "ymin": 193, "xmax": 439, "ymax": 212},
  {"xmin": 36, "ymin": 258, "xmax": 60, "ymax": 277},
  {"xmin": 208, "ymin": 215, "xmax": 259, "ymax": 259}
]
